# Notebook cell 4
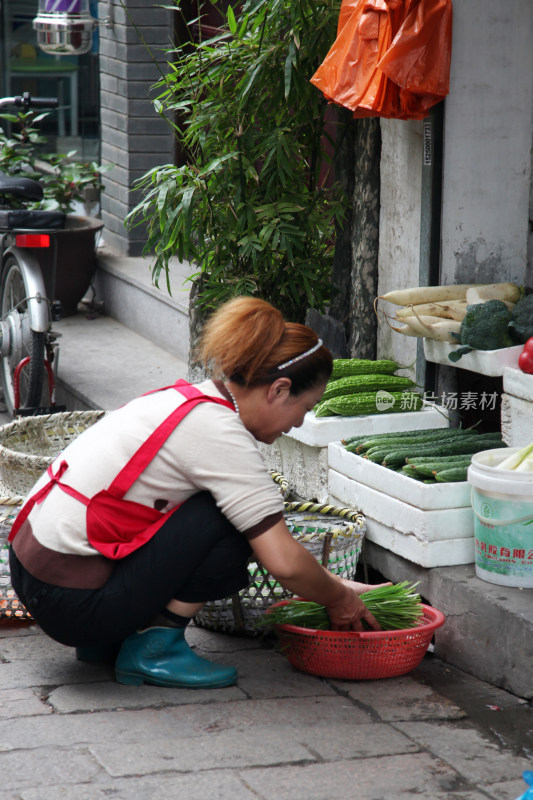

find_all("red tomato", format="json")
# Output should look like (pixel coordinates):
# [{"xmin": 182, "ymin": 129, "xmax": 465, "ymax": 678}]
[
  {"xmin": 522, "ymin": 337, "xmax": 533, "ymax": 354},
  {"xmin": 518, "ymin": 348, "xmax": 533, "ymax": 374}
]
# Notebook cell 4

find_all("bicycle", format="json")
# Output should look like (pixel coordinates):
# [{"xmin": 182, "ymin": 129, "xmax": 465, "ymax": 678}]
[{"xmin": 0, "ymin": 92, "xmax": 66, "ymax": 417}]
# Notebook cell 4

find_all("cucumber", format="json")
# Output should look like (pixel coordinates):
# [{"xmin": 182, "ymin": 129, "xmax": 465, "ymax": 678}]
[
  {"xmin": 381, "ymin": 435, "xmax": 506, "ymax": 469},
  {"xmin": 355, "ymin": 428, "xmax": 479, "ymax": 453},
  {"xmin": 410, "ymin": 458, "xmax": 472, "ymax": 478},
  {"xmin": 360, "ymin": 429, "xmax": 480, "ymax": 458},
  {"xmin": 342, "ymin": 435, "xmax": 371, "ymax": 447},
  {"xmin": 400, "ymin": 465, "xmax": 428, "ymax": 481},
  {"xmin": 343, "ymin": 427, "xmax": 448, "ymax": 448},
  {"xmin": 366, "ymin": 437, "xmax": 497, "ymax": 466},
  {"xmin": 434, "ymin": 466, "xmax": 469, "ymax": 482},
  {"xmin": 342, "ymin": 425, "xmax": 475, "ymax": 449},
  {"xmin": 406, "ymin": 455, "xmax": 473, "ymax": 466}
]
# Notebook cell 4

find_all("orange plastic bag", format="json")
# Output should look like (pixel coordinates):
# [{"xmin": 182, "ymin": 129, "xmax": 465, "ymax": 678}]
[{"xmin": 311, "ymin": 0, "xmax": 452, "ymax": 120}]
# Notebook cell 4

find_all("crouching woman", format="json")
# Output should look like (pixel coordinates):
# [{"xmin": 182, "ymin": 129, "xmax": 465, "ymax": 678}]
[{"xmin": 9, "ymin": 297, "xmax": 381, "ymax": 689}]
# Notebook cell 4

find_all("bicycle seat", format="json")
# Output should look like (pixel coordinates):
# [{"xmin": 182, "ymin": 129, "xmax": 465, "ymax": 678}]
[
  {"xmin": 0, "ymin": 174, "xmax": 43, "ymax": 202},
  {"xmin": 0, "ymin": 209, "xmax": 66, "ymax": 230}
]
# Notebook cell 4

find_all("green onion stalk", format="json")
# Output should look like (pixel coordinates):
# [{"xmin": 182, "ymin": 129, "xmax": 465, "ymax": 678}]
[{"xmin": 261, "ymin": 581, "xmax": 423, "ymax": 631}]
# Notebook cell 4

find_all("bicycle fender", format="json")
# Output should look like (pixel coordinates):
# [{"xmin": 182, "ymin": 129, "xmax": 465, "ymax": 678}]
[{"xmin": 4, "ymin": 246, "xmax": 50, "ymax": 332}]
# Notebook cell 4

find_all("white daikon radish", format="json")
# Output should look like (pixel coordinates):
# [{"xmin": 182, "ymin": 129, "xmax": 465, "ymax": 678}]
[
  {"xmin": 387, "ymin": 321, "xmax": 425, "ymax": 337},
  {"xmin": 465, "ymin": 283, "xmax": 521, "ymax": 305},
  {"xmin": 396, "ymin": 315, "xmax": 462, "ymax": 342},
  {"xmin": 376, "ymin": 284, "xmax": 482, "ymax": 308},
  {"xmin": 395, "ymin": 300, "xmax": 468, "ymax": 322}
]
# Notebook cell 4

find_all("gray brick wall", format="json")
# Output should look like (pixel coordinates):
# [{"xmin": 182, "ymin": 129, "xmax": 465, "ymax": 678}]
[{"xmin": 98, "ymin": 1, "xmax": 175, "ymax": 255}]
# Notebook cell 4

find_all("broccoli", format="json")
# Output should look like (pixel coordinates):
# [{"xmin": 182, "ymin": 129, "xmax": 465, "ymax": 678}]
[
  {"xmin": 508, "ymin": 293, "xmax": 533, "ymax": 344},
  {"xmin": 448, "ymin": 299, "xmax": 514, "ymax": 362}
]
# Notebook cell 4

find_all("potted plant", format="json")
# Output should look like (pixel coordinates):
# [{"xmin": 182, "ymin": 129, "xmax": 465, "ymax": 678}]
[{"xmin": 0, "ymin": 107, "xmax": 108, "ymax": 315}]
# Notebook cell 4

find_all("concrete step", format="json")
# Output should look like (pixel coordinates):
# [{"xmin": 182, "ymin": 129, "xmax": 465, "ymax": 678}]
[
  {"xmin": 91, "ymin": 243, "xmax": 194, "ymax": 363},
  {"xmin": 51, "ymin": 244, "xmax": 192, "ymax": 410},
  {"xmin": 53, "ymin": 312, "xmax": 189, "ymax": 411}
]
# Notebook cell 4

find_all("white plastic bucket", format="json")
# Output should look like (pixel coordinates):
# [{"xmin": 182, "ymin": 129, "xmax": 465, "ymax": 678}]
[{"xmin": 468, "ymin": 448, "xmax": 533, "ymax": 587}]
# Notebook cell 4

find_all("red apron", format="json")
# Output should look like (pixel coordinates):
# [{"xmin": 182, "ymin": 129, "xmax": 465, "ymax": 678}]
[{"xmin": 9, "ymin": 380, "xmax": 235, "ymax": 560}]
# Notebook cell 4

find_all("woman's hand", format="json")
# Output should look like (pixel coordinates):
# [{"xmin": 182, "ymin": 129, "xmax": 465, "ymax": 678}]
[
  {"xmin": 250, "ymin": 520, "xmax": 392, "ymax": 632},
  {"xmin": 325, "ymin": 579, "xmax": 392, "ymax": 632}
]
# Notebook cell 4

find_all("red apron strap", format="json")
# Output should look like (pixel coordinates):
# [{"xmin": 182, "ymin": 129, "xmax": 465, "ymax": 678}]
[
  {"xmin": 8, "ymin": 459, "xmax": 91, "ymax": 542},
  {"xmin": 107, "ymin": 385, "xmax": 234, "ymax": 499},
  {"xmin": 139, "ymin": 378, "xmax": 192, "ymax": 399},
  {"xmin": 9, "ymin": 381, "xmax": 235, "ymax": 545}
]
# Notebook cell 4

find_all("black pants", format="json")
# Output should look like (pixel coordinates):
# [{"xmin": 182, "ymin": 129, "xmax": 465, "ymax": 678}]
[{"xmin": 9, "ymin": 492, "xmax": 252, "ymax": 648}]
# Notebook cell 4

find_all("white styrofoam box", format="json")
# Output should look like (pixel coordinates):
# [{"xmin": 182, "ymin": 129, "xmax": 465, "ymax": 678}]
[
  {"xmin": 287, "ymin": 402, "xmax": 450, "ymax": 448},
  {"xmin": 500, "ymin": 393, "xmax": 533, "ymax": 448},
  {"xmin": 328, "ymin": 469, "xmax": 474, "ymax": 541},
  {"xmin": 259, "ymin": 403, "xmax": 450, "ymax": 503},
  {"xmin": 500, "ymin": 368, "xmax": 533, "ymax": 448},
  {"xmin": 328, "ymin": 443, "xmax": 470, "ymax": 511},
  {"xmin": 328, "ymin": 498, "xmax": 475, "ymax": 568},
  {"xmin": 503, "ymin": 366, "xmax": 533, "ymax": 401},
  {"xmin": 423, "ymin": 338, "xmax": 522, "ymax": 376}
]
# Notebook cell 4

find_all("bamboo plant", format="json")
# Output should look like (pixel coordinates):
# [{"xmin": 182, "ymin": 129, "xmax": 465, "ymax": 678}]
[{"xmin": 127, "ymin": 0, "xmax": 345, "ymax": 322}]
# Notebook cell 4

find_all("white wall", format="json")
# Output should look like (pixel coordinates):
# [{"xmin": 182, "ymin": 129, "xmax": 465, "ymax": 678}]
[
  {"xmin": 440, "ymin": 0, "xmax": 533, "ymax": 286},
  {"xmin": 376, "ymin": 0, "xmax": 533, "ymax": 373},
  {"xmin": 376, "ymin": 120, "xmax": 423, "ymax": 374}
]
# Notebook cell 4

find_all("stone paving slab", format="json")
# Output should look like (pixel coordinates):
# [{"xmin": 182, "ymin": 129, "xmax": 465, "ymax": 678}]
[
  {"xmin": 20, "ymin": 771, "xmax": 258, "ymax": 800},
  {"xmin": 394, "ymin": 719, "xmax": 532, "ymax": 785},
  {"xmin": 0, "ymin": 687, "xmax": 53, "ymax": 720},
  {"xmin": 332, "ymin": 674, "xmax": 467, "ymax": 721},
  {"xmin": 0, "ymin": 747, "xmax": 102, "ymax": 792},
  {"xmin": 47, "ymin": 678, "xmax": 246, "ymax": 713},
  {"xmin": 238, "ymin": 753, "xmax": 472, "ymax": 799},
  {"xmin": 1, "ymin": 617, "xmax": 532, "ymax": 799},
  {"xmin": 485, "ymin": 779, "xmax": 533, "ymax": 800},
  {"xmin": 220, "ymin": 648, "xmax": 338, "ymax": 699},
  {"xmin": 90, "ymin": 728, "xmax": 314, "ymax": 776},
  {"xmin": 160, "ymin": 694, "xmax": 375, "ymax": 731}
]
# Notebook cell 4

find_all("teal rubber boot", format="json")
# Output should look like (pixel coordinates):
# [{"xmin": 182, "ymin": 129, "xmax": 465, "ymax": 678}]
[{"xmin": 114, "ymin": 627, "xmax": 238, "ymax": 689}]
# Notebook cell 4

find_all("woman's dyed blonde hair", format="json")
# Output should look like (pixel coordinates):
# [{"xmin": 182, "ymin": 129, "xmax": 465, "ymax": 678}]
[{"xmin": 197, "ymin": 297, "xmax": 332, "ymax": 394}]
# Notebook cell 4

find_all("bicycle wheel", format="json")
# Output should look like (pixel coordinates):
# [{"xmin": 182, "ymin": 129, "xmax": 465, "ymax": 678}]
[{"xmin": 0, "ymin": 256, "xmax": 45, "ymax": 415}]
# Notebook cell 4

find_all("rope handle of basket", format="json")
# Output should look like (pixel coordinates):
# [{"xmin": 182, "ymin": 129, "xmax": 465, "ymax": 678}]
[
  {"xmin": 0, "ymin": 497, "xmax": 23, "ymax": 526},
  {"xmin": 0, "ymin": 496, "xmax": 24, "ymax": 506},
  {"xmin": 269, "ymin": 469, "xmax": 290, "ymax": 498},
  {"xmin": 283, "ymin": 500, "xmax": 363, "ymax": 523}
]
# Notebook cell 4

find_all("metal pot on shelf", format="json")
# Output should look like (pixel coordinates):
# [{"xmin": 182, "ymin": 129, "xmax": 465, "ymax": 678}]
[{"xmin": 33, "ymin": 0, "xmax": 97, "ymax": 56}]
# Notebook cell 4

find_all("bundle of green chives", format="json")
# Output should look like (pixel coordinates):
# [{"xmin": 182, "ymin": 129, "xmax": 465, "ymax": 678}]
[{"xmin": 262, "ymin": 581, "xmax": 423, "ymax": 631}]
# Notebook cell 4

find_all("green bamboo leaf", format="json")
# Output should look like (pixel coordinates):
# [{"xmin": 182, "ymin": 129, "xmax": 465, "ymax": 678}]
[
  {"xmin": 227, "ymin": 5, "xmax": 237, "ymax": 34},
  {"xmin": 238, "ymin": 13, "xmax": 249, "ymax": 37}
]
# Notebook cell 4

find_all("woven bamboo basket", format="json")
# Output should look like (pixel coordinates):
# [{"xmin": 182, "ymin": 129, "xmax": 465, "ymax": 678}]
[
  {"xmin": 194, "ymin": 500, "xmax": 366, "ymax": 636},
  {"xmin": 0, "ymin": 496, "xmax": 31, "ymax": 619},
  {"xmin": 0, "ymin": 410, "xmax": 106, "ymax": 496}
]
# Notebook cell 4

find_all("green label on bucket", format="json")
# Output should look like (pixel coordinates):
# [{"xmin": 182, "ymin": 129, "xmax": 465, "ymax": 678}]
[{"xmin": 472, "ymin": 490, "xmax": 533, "ymax": 578}]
